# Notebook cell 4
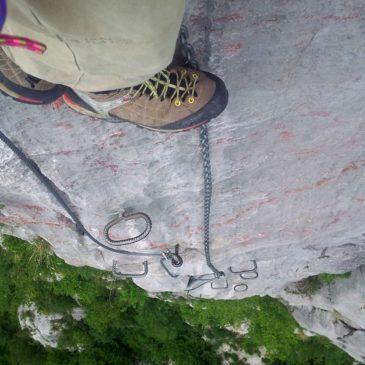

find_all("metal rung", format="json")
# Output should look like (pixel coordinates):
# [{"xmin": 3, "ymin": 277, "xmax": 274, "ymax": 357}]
[
  {"xmin": 229, "ymin": 260, "xmax": 258, "ymax": 279},
  {"xmin": 239, "ymin": 271, "xmax": 258, "ymax": 280},
  {"xmin": 229, "ymin": 260, "xmax": 257, "ymax": 274},
  {"xmin": 210, "ymin": 277, "xmax": 228, "ymax": 290},
  {"xmin": 112, "ymin": 260, "xmax": 148, "ymax": 278}
]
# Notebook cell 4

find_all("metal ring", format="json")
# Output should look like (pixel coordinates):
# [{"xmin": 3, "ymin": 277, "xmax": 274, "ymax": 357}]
[
  {"xmin": 104, "ymin": 211, "xmax": 152, "ymax": 246},
  {"xmin": 171, "ymin": 254, "xmax": 183, "ymax": 267},
  {"xmin": 162, "ymin": 244, "xmax": 183, "ymax": 267},
  {"xmin": 234, "ymin": 283, "xmax": 248, "ymax": 292}
]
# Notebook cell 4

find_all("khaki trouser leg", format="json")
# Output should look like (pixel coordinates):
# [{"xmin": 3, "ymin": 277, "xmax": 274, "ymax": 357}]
[{"xmin": 2, "ymin": 0, "xmax": 186, "ymax": 92}]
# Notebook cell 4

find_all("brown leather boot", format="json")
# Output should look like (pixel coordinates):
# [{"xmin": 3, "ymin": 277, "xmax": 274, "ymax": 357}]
[
  {"xmin": 63, "ymin": 67, "xmax": 228, "ymax": 132},
  {"xmin": 0, "ymin": 48, "xmax": 64, "ymax": 104}
]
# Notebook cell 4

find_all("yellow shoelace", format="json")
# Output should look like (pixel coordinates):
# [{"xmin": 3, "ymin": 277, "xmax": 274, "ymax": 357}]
[{"xmin": 129, "ymin": 69, "xmax": 198, "ymax": 106}]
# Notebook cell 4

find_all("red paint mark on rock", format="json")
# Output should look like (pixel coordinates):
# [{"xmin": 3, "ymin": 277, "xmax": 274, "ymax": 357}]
[
  {"xmin": 274, "ymin": 123, "xmax": 286, "ymax": 130},
  {"xmin": 285, "ymin": 176, "xmax": 335, "ymax": 196},
  {"xmin": 237, "ymin": 234, "xmax": 251, "ymax": 245},
  {"xmin": 110, "ymin": 130, "xmax": 127, "ymax": 139},
  {"xmin": 57, "ymin": 214, "xmax": 74, "ymax": 228},
  {"xmin": 341, "ymin": 162, "xmax": 359, "ymax": 174},
  {"xmin": 303, "ymin": 13, "xmax": 360, "ymax": 22},
  {"xmin": 149, "ymin": 241, "xmax": 170, "ymax": 250},
  {"xmin": 315, "ymin": 177, "xmax": 334, "ymax": 187},
  {"xmin": 212, "ymin": 196, "xmax": 277, "ymax": 230},
  {"xmin": 106, "ymin": 232, "xmax": 126, "ymax": 241},
  {"xmin": 87, "ymin": 117, "xmax": 100, "ymax": 123},
  {"xmin": 285, "ymin": 185, "xmax": 311, "ymax": 195},
  {"xmin": 329, "ymin": 217, "xmax": 340, "ymax": 225},
  {"xmin": 296, "ymin": 148, "xmax": 321, "ymax": 159},
  {"xmin": 354, "ymin": 197, "xmax": 365, "ymax": 203},
  {"xmin": 165, "ymin": 133, "xmax": 176, "ymax": 142},
  {"xmin": 327, "ymin": 211, "xmax": 345, "ymax": 226},
  {"xmin": 56, "ymin": 150, "xmax": 74, "ymax": 156},
  {"xmin": 171, "ymin": 215, "xmax": 189, "ymax": 229},
  {"xmin": 237, "ymin": 231, "xmax": 268, "ymax": 245},
  {"xmin": 214, "ymin": 136, "xmax": 243, "ymax": 146},
  {"xmin": 187, "ymin": 225, "xmax": 204, "ymax": 238},
  {"xmin": 24, "ymin": 204, "xmax": 44, "ymax": 213},
  {"xmin": 225, "ymin": 42, "xmax": 243, "ymax": 55},
  {"xmin": 99, "ymin": 130, "xmax": 127, "ymax": 150},
  {"xmin": 190, "ymin": 15, "xmax": 205, "ymax": 24},
  {"xmin": 55, "ymin": 122, "xmax": 73, "ymax": 130},
  {"xmin": 280, "ymin": 131, "xmax": 294, "ymax": 141},
  {"xmin": 262, "ymin": 197, "xmax": 277, "ymax": 205},
  {"xmin": 321, "ymin": 13, "xmax": 360, "ymax": 21},
  {"xmin": 213, "ymin": 12, "xmax": 245, "ymax": 23},
  {"xmin": 344, "ymin": 131, "xmax": 362, "ymax": 148},
  {"xmin": 94, "ymin": 159, "xmax": 119, "ymax": 175},
  {"xmin": 0, "ymin": 215, "xmax": 64, "ymax": 228},
  {"xmin": 341, "ymin": 159, "xmax": 365, "ymax": 174}
]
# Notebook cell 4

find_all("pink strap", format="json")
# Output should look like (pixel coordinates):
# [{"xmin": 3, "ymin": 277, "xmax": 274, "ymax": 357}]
[{"xmin": 0, "ymin": 34, "xmax": 46, "ymax": 54}]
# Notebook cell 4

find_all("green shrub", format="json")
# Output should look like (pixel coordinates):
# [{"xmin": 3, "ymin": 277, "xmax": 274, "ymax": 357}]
[
  {"xmin": 0, "ymin": 235, "xmax": 357, "ymax": 365},
  {"xmin": 292, "ymin": 272, "xmax": 352, "ymax": 296}
]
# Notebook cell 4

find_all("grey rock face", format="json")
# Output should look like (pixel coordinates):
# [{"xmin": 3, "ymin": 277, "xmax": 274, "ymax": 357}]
[
  {"xmin": 18, "ymin": 303, "xmax": 63, "ymax": 348},
  {"xmin": 18, "ymin": 303, "xmax": 85, "ymax": 350},
  {"xmin": 0, "ymin": 0, "xmax": 365, "ymax": 360},
  {"xmin": 281, "ymin": 267, "xmax": 365, "ymax": 363}
]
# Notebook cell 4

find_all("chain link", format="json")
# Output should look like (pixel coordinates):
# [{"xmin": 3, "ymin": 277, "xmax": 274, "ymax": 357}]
[{"xmin": 179, "ymin": 26, "xmax": 223, "ymax": 278}]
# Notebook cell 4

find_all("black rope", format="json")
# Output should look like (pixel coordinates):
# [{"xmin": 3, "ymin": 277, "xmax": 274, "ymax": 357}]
[{"xmin": 0, "ymin": 128, "xmax": 160, "ymax": 257}]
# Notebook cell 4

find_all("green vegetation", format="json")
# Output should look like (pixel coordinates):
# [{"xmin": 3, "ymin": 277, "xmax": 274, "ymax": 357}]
[
  {"xmin": 0, "ymin": 235, "xmax": 356, "ymax": 365},
  {"xmin": 292, "ymin": 272, "xmax": 352, "ymax": 296},
  {"xmin": 0, "ymin": 203, "xmax": 4, "ymax": 228},
  {"xmin": 318, "ymin": 272, "xmax": 351, "ymax": 284}
]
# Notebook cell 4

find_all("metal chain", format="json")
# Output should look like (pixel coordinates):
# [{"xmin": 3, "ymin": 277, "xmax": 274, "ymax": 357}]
[
  {"xmin": 199, "ymin": 125, "xmax": 224, "ymax": 278},
  {"xmin": 179, "ymin": 26, "xmax": 223, "ymax": 278}
]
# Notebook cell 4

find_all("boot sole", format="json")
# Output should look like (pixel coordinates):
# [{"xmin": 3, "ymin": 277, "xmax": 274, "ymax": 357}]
[
  {"xmin": 0, "ymin": 71, "xmax": 64, "ymax": 105},
  {"xmin": 63, "ymin": 91, "xmax": 208, "ymax": 132},
  {"xmin": 63, "ymin": 71, "xmax": 228, "ymax": 133}
]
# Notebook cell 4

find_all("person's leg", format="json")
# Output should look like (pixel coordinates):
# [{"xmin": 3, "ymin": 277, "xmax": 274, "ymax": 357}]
[
  {"xmin": 2, "ymin": 0, "xmax": 186, "ymax": 91},
  {"xmin": 0, "ymin": 0, "xmax": 228, "ymax": 132}
]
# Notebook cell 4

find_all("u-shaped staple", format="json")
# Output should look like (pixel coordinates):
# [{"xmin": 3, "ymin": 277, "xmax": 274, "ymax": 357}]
[{"xmin": 112, "ymin": 260, "xmax": 148, "ymax": 278}]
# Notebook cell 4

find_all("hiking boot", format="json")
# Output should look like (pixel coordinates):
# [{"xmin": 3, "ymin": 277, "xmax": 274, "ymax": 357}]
[
  {"xmin": 63, "ymin": 67, "xmax": 228, "ymax": 132},
  {"xmin": 0, "ymin": 48, "xmax": 64, "ymax": 104}
]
